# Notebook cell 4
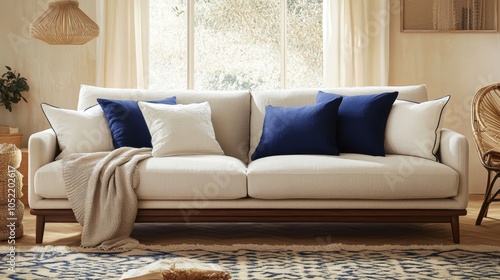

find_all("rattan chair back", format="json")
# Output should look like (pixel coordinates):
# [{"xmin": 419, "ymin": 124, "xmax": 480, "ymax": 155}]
[{"xmin": 472, "ymin": 83, "xmax": 500, "ymax": 170}]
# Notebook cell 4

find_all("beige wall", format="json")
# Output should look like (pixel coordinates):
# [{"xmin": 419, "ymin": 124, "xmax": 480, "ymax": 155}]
[
  {"xmin": 0, "ymin": 0, "xmax": 97, "ymax": 147},
  {"xmin": 390, "ymin": 0, "xmax": 500, "ymax": 193},
  {"xmin": 1, "ymin": 0, "xmax": 497, "ymax": 194}
]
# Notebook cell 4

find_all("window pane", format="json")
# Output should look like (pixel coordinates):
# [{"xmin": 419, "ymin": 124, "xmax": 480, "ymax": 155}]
[
  {"xmin": 194, "ymin": 0, "xmax": 280, "ymax": 90},
  {"xmin": 149, "ymin": 0, "xmax": 187, "ymax": 89},
  {"xmin": 287, "ymin": 0, "xmax": 323, "ymax": 88}
]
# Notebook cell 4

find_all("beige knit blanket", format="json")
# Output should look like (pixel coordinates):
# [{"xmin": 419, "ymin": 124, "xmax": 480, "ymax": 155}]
[{"xmin": 62, "ymin": 147, "xmax": 152, "ymax": 250}]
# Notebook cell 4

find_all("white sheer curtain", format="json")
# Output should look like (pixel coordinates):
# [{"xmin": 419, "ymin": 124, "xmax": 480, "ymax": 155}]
[
  {"xmin": 96, "ymin": 0, "xmax": 149, "ymax": 88},
  {"xmin": 323, "ymin": 0, "xmax": 390, "ymax": 87}
]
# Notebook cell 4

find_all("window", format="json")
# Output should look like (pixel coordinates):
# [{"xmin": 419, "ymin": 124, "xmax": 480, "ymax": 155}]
[{"xmin": 149, "ymin": 0, "xmax": 323, "ymax": 90}]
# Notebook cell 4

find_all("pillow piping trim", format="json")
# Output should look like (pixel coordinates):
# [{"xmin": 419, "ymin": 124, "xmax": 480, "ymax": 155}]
[
  {"xmin": 390, "ymin": 95, "xmax": 451, "ymax": 161},
  {"xmin": 40, "ymin": 103, "xmax": 62, "ymax": 155},
  {"xmin": 40, "ymin": 103, "xmax": 104, "ymax": 160},
  {"xmin": 430, "ymin": 95, "xmax": 451, "ymax": 161}
]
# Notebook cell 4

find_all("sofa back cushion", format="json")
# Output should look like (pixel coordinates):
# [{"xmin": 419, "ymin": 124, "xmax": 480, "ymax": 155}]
[
  {"xmin": 249, "ymin": 85, "xmax": 428, "ymax": 160},
  {"xmin": 78, "ymin": 85, "xmax": 251, "ymax": 163}
]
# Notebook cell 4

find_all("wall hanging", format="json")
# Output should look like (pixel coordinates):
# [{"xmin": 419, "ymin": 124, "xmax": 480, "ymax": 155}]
[{"xmin": 401, "ymin": 0, "xmax": 497, "ymax": 32}]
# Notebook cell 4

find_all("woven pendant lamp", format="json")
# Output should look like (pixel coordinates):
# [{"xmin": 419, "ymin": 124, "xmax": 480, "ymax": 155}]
[{"xmin": 30, "ymin": 0, "xmax": 99, "ymax": 45}]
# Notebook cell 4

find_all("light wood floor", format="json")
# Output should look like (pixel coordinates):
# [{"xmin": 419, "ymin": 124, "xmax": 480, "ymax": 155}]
[{"xmin": 4, "ymin": 195, "xmax": 500, "ymax": 247}]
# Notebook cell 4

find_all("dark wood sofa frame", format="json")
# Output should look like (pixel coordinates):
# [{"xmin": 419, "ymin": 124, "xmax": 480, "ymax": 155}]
[{"xmin": 31, "ymin": 208, "xmax": 467, "ymax": 244}]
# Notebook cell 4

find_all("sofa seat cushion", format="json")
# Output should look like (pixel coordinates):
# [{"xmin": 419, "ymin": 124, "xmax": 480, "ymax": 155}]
[
  {"xmin": 247, "ymin": 154, "xmax": 458, "ymax": 200},
  {"xmin": 35, "ymin": 155, "xmax": 247, "ymax": 200}
]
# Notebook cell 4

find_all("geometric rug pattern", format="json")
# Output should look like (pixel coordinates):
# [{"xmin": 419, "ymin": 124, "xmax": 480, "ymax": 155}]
[{"xmin": 1, "ymin": 244, "xmax": 500, "ymax": 279}]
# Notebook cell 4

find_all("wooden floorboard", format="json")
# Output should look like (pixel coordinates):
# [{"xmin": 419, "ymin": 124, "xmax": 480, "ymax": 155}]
[{"xmin": 3, "ymin": 195, "xmax": 500, "ymax": 246}]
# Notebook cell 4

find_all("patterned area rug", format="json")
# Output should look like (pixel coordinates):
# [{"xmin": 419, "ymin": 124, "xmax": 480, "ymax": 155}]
[{"xmin": 1, "ymin": 244, "xmax": 500, "ymax": 279}]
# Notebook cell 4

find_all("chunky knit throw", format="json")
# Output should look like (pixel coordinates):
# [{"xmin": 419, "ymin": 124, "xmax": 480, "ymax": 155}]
[{"xmin": 63, "ymin": 147, "xmax": 152, "ymax": 250}]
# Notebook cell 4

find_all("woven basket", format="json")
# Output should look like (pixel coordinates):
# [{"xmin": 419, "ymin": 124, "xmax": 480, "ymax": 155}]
[
  {"xmin": 0, "ymin": 200, "xmax": 24, "ymax": 240},
  {"xmin": 0, "ymin": 222, "xmax": 24, "ymax": 241},
  {"xmin": 0, "ymin": 200, "xmax": 24, "ymax": 220},
  {"xmin": 0, "ymin": 144, "xmax": 22, "ymax": 169},
  {"xmin": 0, "ymin": 170, "xmax": 23, "ymax": 201},
  {"xmin": 0, "ymin": 134, "xmax": 23, "ymax": 149}
]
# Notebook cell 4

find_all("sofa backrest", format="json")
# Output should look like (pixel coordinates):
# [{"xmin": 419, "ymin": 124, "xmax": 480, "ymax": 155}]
[
  {"xmin": 249, "ymin": 85, "xmax": 428, "ymax": 160},
  {"xmin": 78, "ymin": 85, "xmax": 251, "ymax": 163}
]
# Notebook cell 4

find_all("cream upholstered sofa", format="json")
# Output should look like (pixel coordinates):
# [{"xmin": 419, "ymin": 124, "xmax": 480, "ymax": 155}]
[{"xmin": 29, "ymin": 84, "xmax": 468, "ymax": 243}]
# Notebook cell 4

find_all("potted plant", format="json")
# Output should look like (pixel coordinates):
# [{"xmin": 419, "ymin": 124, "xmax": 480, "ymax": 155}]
[
  {"xmin": 0, "ymin": 66, "xmax": 29, "ymax": 148},
  {"xmin": 1, "ymin": 66, "xmax": 29, "ymax": 112}
]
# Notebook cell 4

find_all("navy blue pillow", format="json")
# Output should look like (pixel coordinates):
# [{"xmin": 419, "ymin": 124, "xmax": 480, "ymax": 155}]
[
  {"xmin": 251, "ymin": 97, "xmax": 343, "ymax": 161},
  {"xmin": 97, "ymin": 97, "xmax": 176, "ymax": 148},
  {"xmin": 316, "ymin": 91, "xmax": 398, "ymax": 156}
]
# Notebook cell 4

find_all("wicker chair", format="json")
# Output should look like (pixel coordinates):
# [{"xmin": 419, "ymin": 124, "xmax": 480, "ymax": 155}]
[{"xmin": 471, "ymin": 83, "xmax": 500, "ymax": 225}]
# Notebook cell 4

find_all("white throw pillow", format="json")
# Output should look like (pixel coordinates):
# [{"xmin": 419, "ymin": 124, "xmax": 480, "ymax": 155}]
[
  {"xmin": 41, "ymin": 103, "xmax": 114, "ymax": 160},
  {"xmin": 138, "ymin": 101, "xmax": 224, "ymax": 157},
  {"xmin": 385, "ymin": 96, "xmax": 450, "ymax": 161}
]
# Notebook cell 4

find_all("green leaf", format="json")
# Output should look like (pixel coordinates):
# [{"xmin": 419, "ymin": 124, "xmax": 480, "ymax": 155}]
[
  {"xmin": 0, "ymin": 66, "xmax": 29, "ymax": 111},
  {"xmin": 17, "ymin": 79, "xmax": 29, "ymax": 91}
]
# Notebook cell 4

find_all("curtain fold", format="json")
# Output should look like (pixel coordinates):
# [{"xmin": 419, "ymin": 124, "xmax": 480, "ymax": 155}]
[
  {"xmin": 323, "ymin": 0, "xmax": 390, "ymax": 87},
  {"xmin": 96, "ymin": 0, "xmax": 149, "ymax": 88}
]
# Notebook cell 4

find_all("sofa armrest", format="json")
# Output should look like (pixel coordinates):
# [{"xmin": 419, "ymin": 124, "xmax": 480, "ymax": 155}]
[
  {"xmin": 28, "ymin": 129, "xmax": 58, "ymax": 208},
  {"xmin": 439, "ymin": 128, "xmax": 469, "ymax": 209}
]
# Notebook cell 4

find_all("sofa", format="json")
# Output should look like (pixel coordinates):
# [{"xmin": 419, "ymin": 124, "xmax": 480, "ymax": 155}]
[{"xmin": 28, "ymin": 84, "xmax": 469, "ymax": 244}]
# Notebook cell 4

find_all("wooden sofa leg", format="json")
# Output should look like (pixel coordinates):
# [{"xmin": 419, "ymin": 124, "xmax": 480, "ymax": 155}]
[
  {"xmin": 36, "ymin": 215, "xmax": 46, "ymax": 244},
  {"xmin": 451, "ymin": 216, "xmax": 460, "ymax": 244}
]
